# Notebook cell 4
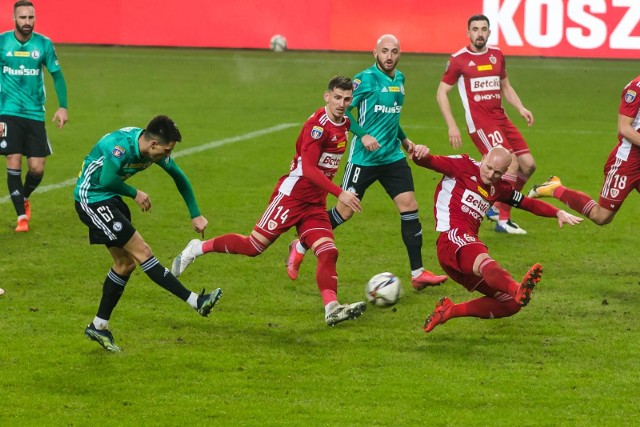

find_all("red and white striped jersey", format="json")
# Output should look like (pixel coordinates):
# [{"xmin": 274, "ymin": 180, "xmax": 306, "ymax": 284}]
[
  {"xmin": 441, "ymin": 46, "xmax": 508, "ymax": 132},
  {"xmin": 616, "ymin": 75, "xmax": 640, "ymax": 161},
  {"xmin": 275, "ymin": 107, "xmax": 350, "ymax": 204},
  {"xmin": 418, "ymin": 154, "xmax": 513, "ymax": 234}
]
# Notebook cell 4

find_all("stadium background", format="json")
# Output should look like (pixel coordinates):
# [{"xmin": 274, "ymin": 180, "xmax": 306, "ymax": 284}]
[
  {"xmin": 0, "ymin": 0, "xmax": 638, "ymax": 58},
  {"xmin": 1, "ymin": 1, "xmax": 640, "ymax": 425}
]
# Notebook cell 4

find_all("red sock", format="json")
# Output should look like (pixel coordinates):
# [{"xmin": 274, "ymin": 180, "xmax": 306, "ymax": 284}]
[
  {"xmin": 314, "ymin": 241, "xmax": 338, "ymax": 305},
  {"xmin": 453, "ymin": 296, "xmax": 521, "ymax": 319},
  {"xmin": 497, "ymin": 173, "xmax": 517, "ymax": 221},
  {"xmin": 515, "ymin": 172, "xmax": 528, "ymax": 192},
  {"xmin": 478, "ymin": 258, "xmax": 519, "ymax": 298},
  {"xmin": 202, "ymin": 233, "xmax": 265, "ymax": 256},
  {"xmin": 554, "ymin": 186, "xmax": 597, "ymax": 217}
]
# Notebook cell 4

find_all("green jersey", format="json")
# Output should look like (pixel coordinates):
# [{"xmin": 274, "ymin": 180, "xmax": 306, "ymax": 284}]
[
  {"xmin": 0, "ymin": 31, "xmax": 63, "ymax": 121},
  {"xmin": 347, "ymin": 64, "xmax": 407, "ymax": 166},
  {"xmin": 74, "ymin": 127, "xmax": 201, "ymax": 218}
]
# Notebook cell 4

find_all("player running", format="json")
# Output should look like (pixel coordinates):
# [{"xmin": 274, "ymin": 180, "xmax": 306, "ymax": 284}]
[{"xmin": 172, "ymin": 76, "xmax": 367, "ymax": 327}]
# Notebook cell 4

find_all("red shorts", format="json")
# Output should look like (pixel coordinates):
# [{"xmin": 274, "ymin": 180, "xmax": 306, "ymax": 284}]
[
  {"xmin": 436, "ymin": 229, "xmax": 489, "ymax": 293},
  {"xmin": 469, "ymin": 117, "xmax": 530, "ymax": 157},
  {"xmin": 598, "ymin": 145, "xmax": 640, "ymax": 211},
  {"xmin": 253, "ymin": 191, "xmax": 333, "ymax": 247}
]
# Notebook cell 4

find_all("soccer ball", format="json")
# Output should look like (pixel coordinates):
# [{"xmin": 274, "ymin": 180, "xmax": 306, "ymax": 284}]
[
  {"xmin": 366, "ymin": 272, "xmax": 402, "ymax": 308},
  {"xmin": 270, "ymin": 34, "xmax": 287, "ymax": 52}
]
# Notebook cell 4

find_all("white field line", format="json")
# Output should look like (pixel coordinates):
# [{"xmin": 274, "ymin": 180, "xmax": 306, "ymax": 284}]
[{"xmin": 0, "ymin": 123, "xmax": 298, "ymax": 204}]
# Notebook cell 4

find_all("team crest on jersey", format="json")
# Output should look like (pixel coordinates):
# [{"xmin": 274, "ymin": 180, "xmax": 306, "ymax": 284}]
[
  {"xmin": 489, "ymin": 55, "xmax": 497, "ymax": 64},
  {"xmin": 400, "ymin": 84, "xmax": 405, "ymax": 95},
  {"xmin": 112, "ymin": 145, "xmax": 126, "ymax": 158},
  {"xmin": 625, "ymin": 90, "xmax": 636, "ymax": 103},
  {"xmin": 610, "ymin": 188, "xmax": 620, "ymax": 198},
  {"xmin": 31, "ymin": 50, "xmax": 40, "ymax": 59},
  {"xmin": 267, "ymin": 220, "xmax": 278, "ymax": 231},
  {"xmin": 113, "ymin": 221, "xmax": 123, "ymax": 232},
  {"xmin": 311, "ymin": 125, "xmax": 324, "ymax": 139},
  {"xmin": 0, "ymin": 140, "xmax": 6, "ymax": 149},
  {"xmin": 353, "ymin": 79, "xmax": 361, "ymax": 91}
]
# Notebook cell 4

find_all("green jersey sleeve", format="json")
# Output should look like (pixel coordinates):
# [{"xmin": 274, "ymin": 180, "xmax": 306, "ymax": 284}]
[{"xmin": 157, "ymin": 157, "xmax": 201, "ymax": 218}]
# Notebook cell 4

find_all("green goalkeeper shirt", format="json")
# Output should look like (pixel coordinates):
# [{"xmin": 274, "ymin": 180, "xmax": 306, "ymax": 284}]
[
  {"xmin": 0, "ymin": 31, "xmax": 67, "ymax": 121},
  {"xmin": 74, "ymin": 127, "xmax": 201, "ymax": 218},
  {"xmin": 346, "ymin": 63, "xmax": 408, "ymax": 166}
]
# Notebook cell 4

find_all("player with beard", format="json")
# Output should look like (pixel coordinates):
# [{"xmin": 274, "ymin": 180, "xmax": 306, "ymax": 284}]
[
  {"xmin": 0, "ymin": 1, "xmax": 69, "ymax": 232},
  {"xmin": 286, "ymin": 35, "xmax": 448, "ymax": 291},
  {"xmin": 437, "ymin": 14, "xmax": 536, "ymax": 235}
]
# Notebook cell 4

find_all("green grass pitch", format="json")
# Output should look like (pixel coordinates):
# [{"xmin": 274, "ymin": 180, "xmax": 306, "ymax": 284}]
[{"xmin": 1, "ymin": 46, "xmax": 639, "ymax": 425}]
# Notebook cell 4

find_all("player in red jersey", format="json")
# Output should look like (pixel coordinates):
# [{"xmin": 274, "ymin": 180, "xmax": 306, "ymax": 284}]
[
  {"xmin": 171, "ymin": 76, "xmax": 368, "ymax": 326},
  {"xmin": 409, "ymin": 146, "xmax": 582, "ymax": 333},
  {"xmin": 437, "ymin": 14, "xmax": 536, "ymax": 235},
  {"xmin": 529, "ymin": 75, "xmax": 640, "ymax": 225}
]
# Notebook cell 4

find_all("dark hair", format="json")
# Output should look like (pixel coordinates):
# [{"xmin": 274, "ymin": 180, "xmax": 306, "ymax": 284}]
[
  {"xmin": 328, "ymin": 75, "xmax": 353, "ymax": 92},
  {"xmin": 145, "ymin": 115, "xmax": 182, "ymax": 145},
  {"xmin": 14, "ymin": 1, "xmax": 34, "ymax": 10},
  {"xmin": 468, "ymin": 14, "xmax": 490, "ymax": 29}
]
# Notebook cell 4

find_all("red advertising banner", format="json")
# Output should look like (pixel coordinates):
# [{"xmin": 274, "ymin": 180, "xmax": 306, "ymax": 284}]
[{"xmin": 1, "ymin": 0, "xmax": 638, "ymax": 58}]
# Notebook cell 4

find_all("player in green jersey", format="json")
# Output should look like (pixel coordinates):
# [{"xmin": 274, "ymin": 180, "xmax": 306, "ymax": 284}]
[
  {"xmin": 0, "ymin": 1, "xmax": 69, "ymax": 232},
  {"xmin": 286, "ymin": 35, "xmax": 448, "ymax": 290},
  {"xmin": 74, "ymin": 115, "xmax": 221, "ymax": 352}
]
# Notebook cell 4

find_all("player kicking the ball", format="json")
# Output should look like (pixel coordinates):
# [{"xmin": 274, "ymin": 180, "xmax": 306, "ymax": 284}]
[
  {"xmin": 172, "ymin": 76, "xmax": 366, "ymax": 326},
  {"xmin": 74, "ymin": 115, "xmax": 221, "ymax": 352}
]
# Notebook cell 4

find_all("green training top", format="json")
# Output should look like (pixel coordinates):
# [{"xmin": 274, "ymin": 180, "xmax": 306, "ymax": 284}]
[
  {"xmin": 346, "ymin": 63, "xmax": 408, "ymax": 167},
  {"xmin": 74, "ymin": 127, "xmax": 201, "ymax": 218},
  {"xmin": 0, "ymin": 31, "xmax": 66, "ymax": 121}
]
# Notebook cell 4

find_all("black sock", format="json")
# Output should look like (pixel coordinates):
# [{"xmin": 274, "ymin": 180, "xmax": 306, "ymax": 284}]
[
  {"xmin": 140, "ymin": 256, "xmax": 191, "ymax": 301},
  {"xmin": 96, "ymin": 269, "xmax": 130, "ymax": 320},
  {"xmin": 7, "ymin": 168, "xmax": 25, "ymax": 216},
  {"xmin": 327, "ymin": 207, "xmax": 346, "ymax": 229},
  {"xmin": 23, "ymin": 171, "xmax": 43, "ymax": 199},
  {"xmin": 401, "ymin": 210, "xmax": 423, "ymax": 271}
]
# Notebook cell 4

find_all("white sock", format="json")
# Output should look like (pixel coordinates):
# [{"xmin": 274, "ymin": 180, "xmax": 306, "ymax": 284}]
[
  {"xmin": 411, "ymin": 268, "xmax": 424, "ymax": 278},
  {"xmin": 325, "ymin": 301, "xmax": 339, "ymax": 316},
  {"xmin": 93, "ymin": 316, "xmax": 109, "ymax": 330},
  {"xmin": 187, "ymin": 292, "xmax": 199, "ymax": 308},
  {"xmin": 295, "ymin": 241, "xmax": 307, "ymax": 255},
  {"xmin": 498, "ymin": 219, "xmax": 508, "ymax": 226},
  {"xmin": 192, "ymin": 242, "xmax": 204, "ymax": 257}
]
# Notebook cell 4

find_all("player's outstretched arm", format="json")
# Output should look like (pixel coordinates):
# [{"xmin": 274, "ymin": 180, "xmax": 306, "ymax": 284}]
[{"xmin": 556, "ymin": 210, "xmax": 583, "ymax": 228}]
